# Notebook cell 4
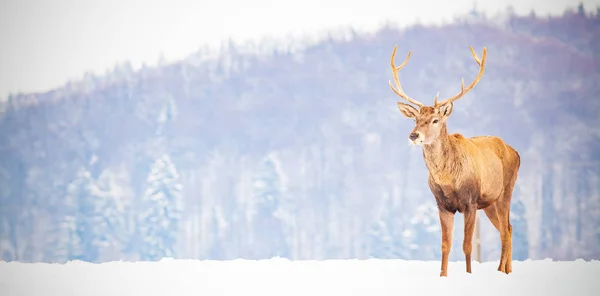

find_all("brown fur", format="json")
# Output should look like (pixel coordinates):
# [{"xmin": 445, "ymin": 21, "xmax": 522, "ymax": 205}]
[{"xmin": 389, "ymin": 46, "xmax": 521, "ymax": 277}]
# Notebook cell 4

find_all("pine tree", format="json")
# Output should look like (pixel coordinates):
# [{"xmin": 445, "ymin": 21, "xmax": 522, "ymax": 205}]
[
  {"xmin": 41, "ymin": 177, "xmax": 82, "ymax": 263},
  {"xmin": 0, "ymin": 216, "xmax": 15, "ymax": 261},
  {"xmin": 540, "ymin": 170, "xmax": 559, "ymax": 255},
  {"xmin": 137, "ymin": 153, "xmax": 183, "ymax": 261},
  {"xmin": 367, "ymin": 196, "xmax": 409, "ymax": 259},
  {"xmin": 0, "ymin": 167, "xmax": 14, "ymax": 261},
  {"xmin": 511, "ymin": 198, "xmax": 529, "ymax": 260},
  {"xmin": 61, "ymin": 164, "xmax": 128, "ymax": 263},
  {"xmin": 577, "ymin": 3, "xmax": 585, "ymax": 16},
  {"xmin": 208, "ymin": 207, "xmax": 223, "ymax": 260},
  {"xmin": 54, "ymin": 214, "xmax": 83, "ymax": 262},
  {"xmin": 93, "ymin": 168, "xmax": 128, "ymax": 259},
  {"xmin": 403, "ymin": 201, "xmax": 441, "ymax": 260},
  {"xmin": 254, "ymin": 155, "xmax": 282, "ymax": 215},
  {"xmin": 134, "ymin": 87, "xmax": 183, "ymax": 261},
  {"xmin": 252, "ymin": 153, "xmax": 290, "ymax": 258},
  {"xmin": 67, "ymin": 168, "xmax": 101, "ymax": 262}
]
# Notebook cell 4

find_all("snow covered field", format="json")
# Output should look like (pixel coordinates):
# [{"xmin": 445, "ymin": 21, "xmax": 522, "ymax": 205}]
[{"xmin": 1, "ymin": 258, "xmax": 599, "ymax": 296}]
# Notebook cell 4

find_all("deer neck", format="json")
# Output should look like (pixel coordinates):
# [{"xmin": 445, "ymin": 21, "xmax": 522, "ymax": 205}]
[{"xmin": 422, "ymin": 125, "xmax": 461, "ymax": 185}]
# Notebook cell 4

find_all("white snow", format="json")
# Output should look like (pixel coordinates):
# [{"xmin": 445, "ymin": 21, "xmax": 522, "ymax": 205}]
[{"xmin": 1, "ymin": 258, "xmax": 599, "ymax": 296}]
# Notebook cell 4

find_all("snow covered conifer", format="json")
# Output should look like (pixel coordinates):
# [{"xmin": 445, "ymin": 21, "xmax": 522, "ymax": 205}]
[{"xmin": 137, "ymin": 153, "xmax": 183, "ymax": 261}]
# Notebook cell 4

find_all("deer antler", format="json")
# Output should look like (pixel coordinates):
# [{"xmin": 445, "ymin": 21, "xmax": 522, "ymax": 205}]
[
  {"xmin": 434, "ymin": 46, "xmax": 487, "ymax": 107},
  {"xmin": 389, "ymin": 45, "xmax": 425, "ymax": 108}
]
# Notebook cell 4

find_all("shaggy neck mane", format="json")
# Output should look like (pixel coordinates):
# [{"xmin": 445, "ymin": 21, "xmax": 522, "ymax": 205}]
[{"xmin": 422, "ymin": 125, "xmax": 464, "ymax": 181}]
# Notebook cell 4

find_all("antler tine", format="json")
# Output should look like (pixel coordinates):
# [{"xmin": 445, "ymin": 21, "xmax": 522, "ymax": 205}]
[
  {"xmin": 388, "ymin": 45, "xmax": 424, "ymax": 108},
  {"xmin": 435, "ymin": 46, "xmax": 487, "ymax": 107}
]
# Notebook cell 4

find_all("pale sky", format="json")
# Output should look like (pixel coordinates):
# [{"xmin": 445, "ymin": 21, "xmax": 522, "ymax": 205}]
[{"xmin": 0, "ymin": 0, "xmax": 597, "ymax": 100}]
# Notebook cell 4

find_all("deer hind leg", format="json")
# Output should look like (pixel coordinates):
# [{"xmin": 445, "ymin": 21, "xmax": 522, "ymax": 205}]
[
  {"xmin": 483, "ymin": 203, "xmax": 508, "ymax": 273},
  {"xmin": 484, "ymin": 197, "xmax": 513, "ymax": 274},
  {"xmin": 499, "ymin": 151, "xmax": 519, "ymax": 274},
  {"xmin": 462, "ymin": 207, "xmax": 477, "ymax": 273},
  {"xmin": 498, "ymin": 186, "xmax": 515, "ymax": 274}
]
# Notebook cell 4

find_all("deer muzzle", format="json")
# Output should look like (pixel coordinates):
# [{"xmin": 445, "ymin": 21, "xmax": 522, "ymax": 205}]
[{"xmin": 409, "ymin": 132, "xmax": 420, "ymax": 141}]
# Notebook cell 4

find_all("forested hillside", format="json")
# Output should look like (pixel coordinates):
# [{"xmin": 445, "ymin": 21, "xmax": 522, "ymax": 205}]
[{"xmin": 1, "ymin": 7, "xmax": 599, "ymax": 263}]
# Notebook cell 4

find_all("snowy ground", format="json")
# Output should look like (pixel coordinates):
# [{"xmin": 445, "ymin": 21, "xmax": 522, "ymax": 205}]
[{"xmin": 1, "ymin": 258, "xmax": 599, "ymax": 296}]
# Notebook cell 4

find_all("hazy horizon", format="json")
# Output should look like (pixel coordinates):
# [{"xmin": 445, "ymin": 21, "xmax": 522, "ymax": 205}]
[
  {"xmin": 0, "ymin": 0, "xmax": 597, "ymax": 100},
  {"xmin": 0, "ymin": 7, "xmax": 598, "ymax": 265}
]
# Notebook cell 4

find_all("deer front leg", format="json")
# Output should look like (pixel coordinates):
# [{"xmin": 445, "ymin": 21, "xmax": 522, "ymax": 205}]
[
  {"xmin": 438, "ymin": 209, "xmax": 455, "ymax": 277},
  {"xmin": 462, "ymin": 207, "xmax": 477, "ymax": 273}
]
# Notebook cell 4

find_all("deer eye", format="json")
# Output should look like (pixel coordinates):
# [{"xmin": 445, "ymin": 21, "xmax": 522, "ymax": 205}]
[{"xmin": 432, "ymin": 119, "xmax": 439, "ymax": 124}]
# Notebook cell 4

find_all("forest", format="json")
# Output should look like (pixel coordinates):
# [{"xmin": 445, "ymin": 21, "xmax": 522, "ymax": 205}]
[{"xmin": 0, "ymin": 5, "xmax": 599, "ymax": 263}]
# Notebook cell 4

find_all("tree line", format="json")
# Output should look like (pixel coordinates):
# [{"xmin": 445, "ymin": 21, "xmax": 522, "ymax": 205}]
[{"xmin": 0, "ymin": 7, "xmax": 599, "ymax": 263}]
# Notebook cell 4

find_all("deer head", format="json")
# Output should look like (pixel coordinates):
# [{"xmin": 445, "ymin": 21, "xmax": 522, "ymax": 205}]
[{"xmin": 389, "ymin": 45, "xmax": 487, "ymax": 145}]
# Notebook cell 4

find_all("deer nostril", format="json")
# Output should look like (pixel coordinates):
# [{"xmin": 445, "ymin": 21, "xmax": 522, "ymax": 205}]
[{"xmin": 409, "ymin": 133, "xmax": 419, "ymax": 141}]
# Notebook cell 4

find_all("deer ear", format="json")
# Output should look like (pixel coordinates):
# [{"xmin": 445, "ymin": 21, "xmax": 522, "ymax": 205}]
[
  {"xmin": 439, "ymin": 102, "xmax": 453, "ymax": 118},
  {"xmin": 397, "ymin": 102, "xmax": 419, "ymax": 119}
]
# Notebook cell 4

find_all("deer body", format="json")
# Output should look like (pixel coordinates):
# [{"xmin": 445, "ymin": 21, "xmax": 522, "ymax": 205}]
[
  {"xmin": 424, "ymin": 132, "xmax": 516, "ymax": 212},
  {"xmin": 387, "ymin": 46, "xmax": 520, "ymax": 277}
]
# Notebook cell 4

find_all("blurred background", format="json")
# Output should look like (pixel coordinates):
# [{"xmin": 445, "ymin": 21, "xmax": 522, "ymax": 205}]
[{"xmin": 0, "ymin": 0, "xmax": 599, "ymax": 264}]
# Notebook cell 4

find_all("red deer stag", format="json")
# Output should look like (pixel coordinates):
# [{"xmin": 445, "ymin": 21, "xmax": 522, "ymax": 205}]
[{"xmin": 388, "ymin": 45, "xmax": 521, "ymax": 277}]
